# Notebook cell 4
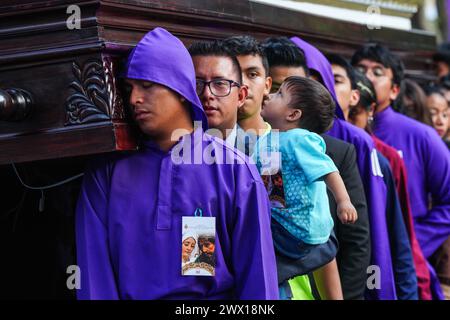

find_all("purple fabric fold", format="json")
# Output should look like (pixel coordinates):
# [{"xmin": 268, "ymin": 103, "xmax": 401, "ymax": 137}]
[{"xmin": 291, "ymin": 36, "xmax": 396, "ymax": 299}]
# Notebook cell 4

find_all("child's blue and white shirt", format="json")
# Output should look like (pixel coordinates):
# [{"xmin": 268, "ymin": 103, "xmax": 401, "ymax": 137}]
[{"xmin": 254, "ymin": 128, "xmax": 337, "ymax": 244}]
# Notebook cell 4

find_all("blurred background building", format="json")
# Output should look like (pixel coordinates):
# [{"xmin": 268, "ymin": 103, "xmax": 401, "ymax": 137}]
[{"xmin": 252, "ymin": 0, "xmax": 449, "ymax": 42}]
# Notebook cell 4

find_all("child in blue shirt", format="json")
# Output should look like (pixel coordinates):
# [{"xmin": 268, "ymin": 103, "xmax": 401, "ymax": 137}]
[{"xmin": 255, "ymin": 76, "xmax": 357, "ymax": 299}]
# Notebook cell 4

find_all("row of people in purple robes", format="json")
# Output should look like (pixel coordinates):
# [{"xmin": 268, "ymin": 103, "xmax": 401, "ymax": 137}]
[{"xmin": 75, "ymin": 27, "xmax": 450, "ymax": 300}]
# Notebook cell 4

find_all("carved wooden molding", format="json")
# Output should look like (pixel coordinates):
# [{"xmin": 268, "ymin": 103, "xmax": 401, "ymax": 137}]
[
  {"xmin": 65, "ymin": 59, "xmax": 111, "ymax": 125},
  {"xmin": 103, "ymin": 56, "xmax": 126, "ymax": 120},
  {"xmin": 65, "ymin": 57, "xmax": 126, "ymax": 125}
]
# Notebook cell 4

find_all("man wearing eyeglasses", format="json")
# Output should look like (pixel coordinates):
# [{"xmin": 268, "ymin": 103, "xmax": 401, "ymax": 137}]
[
  {"xmin": 189, "ymin": 40, "xmax": 248, "ymax": 147},
  {"xmin": 75, "ymin": 28, "xmax": 278, "ymax": 300},
  {"xmin": 352, "ymin": 44, "xmax": 450, "ymax": 300}
]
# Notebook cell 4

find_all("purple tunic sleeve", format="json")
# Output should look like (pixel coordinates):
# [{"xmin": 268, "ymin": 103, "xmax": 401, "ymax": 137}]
[
  {"xmin": 415, "ymin": 131, "xmax": 450, "ymax": 258},
  {"xmin": 328, "ymin": 120, "xmax": 396, "ymax": 299},
  {"xmin": 233, "ymin": 178, "xmax": 279, "ymax": 300},
  {"xmin": 355, "ymin": 136, "xmax": 396, "ymax": 300},
  {"xmin": 288, "ymin": 35, "xmax": 396, "ymax": 299},
  {"xmin": 75, "ymin": 158, "xmax": 119, "ymax": 300}
]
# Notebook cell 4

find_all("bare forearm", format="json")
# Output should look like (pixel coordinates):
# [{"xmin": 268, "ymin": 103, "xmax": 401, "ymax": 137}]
[{"xmin": 325, "ymin": 171, "xmax": 350, "ymax": 203}]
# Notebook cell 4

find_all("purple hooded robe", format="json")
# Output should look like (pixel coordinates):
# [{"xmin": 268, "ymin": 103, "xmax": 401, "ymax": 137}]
[
  {"xmin": 290, "ymin": 36, "xmax": 396, "ymax": 300},
  {"xmin": 75, "ymin": 27, "xmax": 279, "ymax": 300}
]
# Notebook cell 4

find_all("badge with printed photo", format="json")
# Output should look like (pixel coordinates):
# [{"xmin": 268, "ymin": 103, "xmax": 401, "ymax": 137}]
[{"xmin": 182, "ymin": 212, "xmax": 216, "ymax": 276}]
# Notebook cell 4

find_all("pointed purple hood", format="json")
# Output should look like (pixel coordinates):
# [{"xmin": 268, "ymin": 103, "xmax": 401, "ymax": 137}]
[
  {"xmin": 125, "ymin": 27, "xmax": 208, "ymax": 129},
  {"xmin": 291, "ymin": 36, "xmax": 399, "ymax": 300},
  {"xmin": 290, "ymin": 36, "xmax": 345, "ymax": 120}
]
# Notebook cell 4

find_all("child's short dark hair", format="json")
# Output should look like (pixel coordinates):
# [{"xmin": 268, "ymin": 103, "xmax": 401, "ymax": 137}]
[
  {"xmin": 222, "ymin": 35, "xmax": 269, "ymax": 76},
  {"xmin": 351, "ymin": 43, "xmax": 404, "ymax": 87},
  {"xmin": 189, "ymin": 40, "xmax": 243, "ymax": 84},
  {"xmin": 283, "ymin": 76, "xmax": 335, "ymax": 134}
]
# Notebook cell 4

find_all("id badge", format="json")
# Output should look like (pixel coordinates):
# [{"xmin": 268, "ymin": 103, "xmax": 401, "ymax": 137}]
[{"xmin": 181, "ymin": 210, "xmax": 216, "ymax": 276}]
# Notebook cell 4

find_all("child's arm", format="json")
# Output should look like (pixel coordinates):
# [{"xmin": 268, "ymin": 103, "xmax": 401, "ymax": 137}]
[{"xmin": 325, "ymin": 171, "xmax": 358, "ymax": 224}]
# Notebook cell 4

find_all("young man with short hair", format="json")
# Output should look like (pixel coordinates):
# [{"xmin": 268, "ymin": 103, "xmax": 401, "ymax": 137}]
[
  {"xmin": 327, "ymin": 54, "xmax": 360, "ymax": 121},
  {"xmin": 330, "ymin": 53, "xmax": 420, "ymax": 300},
  {"xmin": 189, "ymin": 40, "xmax": 248, "ymax": 147},
  {"xmin": 261, "ymin": 37, "xmax": 309, "ymax": 94},
  {"xmin": 352, "ymin": 43, "xmax": 450, "ymax": 300},
  {"xmin": 222, "ymin": 36, "xmax": 272, "ymax": 138}
]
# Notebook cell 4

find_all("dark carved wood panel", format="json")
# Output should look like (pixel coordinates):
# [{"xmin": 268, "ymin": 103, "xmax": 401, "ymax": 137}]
[
  {"xmin": 65, "ymin": 56, "xmax": 126, "ymax": 125},
  {"xmin": 0, "ymin": 0, "xmax": 437, "ymax": 165},
  {"xmin": 1, "ymin": 54, "xmax": 117, "ymax": 132}
]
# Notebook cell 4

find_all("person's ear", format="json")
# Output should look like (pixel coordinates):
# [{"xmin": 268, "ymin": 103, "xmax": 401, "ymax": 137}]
[
  {"xmin": 369, "ymin": 102, "xmax": 376, "ymax": 118},
  {"xmin": 263, "ymin": 76, "xmax": 273, "ymax": 98},
  {"xmin": 177, "ymin": 92, "xmax": 186, "ymax": 103},
  {"xmin": 390, "ymin": 83, "xmax": 401, "ymax": 101},
  {"xmin": 350, "ymin": 89, "xmax": 361, "ymax": 107},
  {"xmin": 237, "ymin": 84, "xmax": 249, "ymax": 109},
  {"xmin": 286, "ymin": 108, "xmax": 302, "ymax": 123}
]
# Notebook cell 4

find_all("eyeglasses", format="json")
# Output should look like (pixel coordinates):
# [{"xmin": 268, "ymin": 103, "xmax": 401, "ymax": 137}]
[{"xmin": 196, "ymin": 79, "xmax": 240, "ymax": 97}]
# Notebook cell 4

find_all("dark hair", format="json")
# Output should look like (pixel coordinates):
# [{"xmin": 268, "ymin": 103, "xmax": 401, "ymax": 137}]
[
  {"xmin": 351, "ymin": 43, "xmax": 404, "ymax": 87},
  {"xmin": 354, "ymin": 70, "xmax": 377, "ymax": 111},
  {"xmin": 260, "ymin": 37, "xmax": 309, "ymax": 75},
  {"xmin": 327, "ymin": 54, "xmax": 357, "ymax": 89},
  {"xmin": 283, "ymin": 76, "xmax": 335, "ymax": 134},
  {"xmin": 433, "ymin": 43, "xmax": 450, "ymax": 66},
  {"xmin": 424, "ymin": 84, "xmax": 448, "ymax": 99},
  {"xmin": 189, "ymin": 40, "xmax": 243, "ymax": 84},
  {"xmin": 222, "ymin": 35, "xmax": 269, "ymax": 76},
  {"xmin": 395, "ymin": 79, "xmax": 432, "ymax": 126},
  {"xmin": 198, "ymin": 235, "xmax": 215, "ymax": 246},
  {"xmin": 439, "ymin": 73, "xmax": 450, "ymax": 89}
]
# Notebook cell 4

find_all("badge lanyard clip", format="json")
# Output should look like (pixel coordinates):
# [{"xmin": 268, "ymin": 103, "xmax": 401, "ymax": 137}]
[{"xmin": 194, "ymin": 208, "xmax": 203, "ymax": 217}]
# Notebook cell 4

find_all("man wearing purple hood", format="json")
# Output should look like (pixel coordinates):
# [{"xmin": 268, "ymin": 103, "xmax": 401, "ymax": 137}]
[
  {"xmin": 75, "ymin": 27, "xmax": 279, "ymax": 300},
  {"xmin": 290, "ymin": 37, "xmax": 396, "ymax": 300},
  {"xmin": 352, "ymin": 43, "xmax": 450, "ymax": 300}
]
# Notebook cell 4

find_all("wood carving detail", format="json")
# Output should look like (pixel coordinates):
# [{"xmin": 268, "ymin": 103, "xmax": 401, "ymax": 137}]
[
  {"xmin": 65, "ymin": 59, "xmax": 113, "ymax": 125},
  {"xmin": 103, "ymin": 57, "xmax": 126, "ymax": 120}
]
